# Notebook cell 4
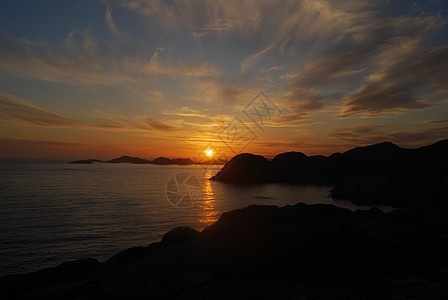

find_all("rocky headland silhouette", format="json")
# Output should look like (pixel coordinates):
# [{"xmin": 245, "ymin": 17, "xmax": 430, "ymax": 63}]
[{"xmin": 211, "ymin": 139, "xmax": 448, "ymax": 207}]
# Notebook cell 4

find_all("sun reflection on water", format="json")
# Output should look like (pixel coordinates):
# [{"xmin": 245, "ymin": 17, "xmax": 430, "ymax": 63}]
[{"xmin": 198, "ymin": 171, "xmax": 219, "ymax": 227}]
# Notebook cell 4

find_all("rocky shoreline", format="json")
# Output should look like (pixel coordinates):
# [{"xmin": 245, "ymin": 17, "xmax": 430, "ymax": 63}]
[
  {"xmin": 211, "ymin": 139, "xmax": 448, "ymax": 207},
  {"xmin": 2, "ymin": 202, "xmax": 448, "ymax": 299}
]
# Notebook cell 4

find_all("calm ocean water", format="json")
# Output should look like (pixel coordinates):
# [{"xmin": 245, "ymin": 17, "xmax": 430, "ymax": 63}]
[{"xmin": 0, "ymin": 161, "xmax": 389, "ymax": 276}]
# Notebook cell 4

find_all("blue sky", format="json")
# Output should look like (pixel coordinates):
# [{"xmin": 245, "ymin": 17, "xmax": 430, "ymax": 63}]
[{"xmin": 1, "ymin": 0, "xmax": 448, "ymax": 159}]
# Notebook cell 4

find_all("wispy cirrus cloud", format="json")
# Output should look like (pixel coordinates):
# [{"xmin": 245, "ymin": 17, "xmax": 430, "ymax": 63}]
[
  {"xmin": 273, "ymin": 1, "xmax": 448, "ymax": 117},
  {"xmin": 328, "ymin": 124, "xmax": 448, "ymax": 148},
  {"xmin": 86, "ymin": 109, "xmax": 180, "ymax": 133},
  {"xmin": 241, "ymin": 42, "xmax": 277, "ymax": 74},
  {"xmin": 4, "ymin": 0, "xmax": 446, "ymax": 117},
  {"xmin": 0, "ymin": 93, "xmax": 73, "ymax": 126},
  {"xmin": 162, "ymin": 107, "xmax": 210, "ymax": 118},
  {"xmin": 87, "ymin": 108, "xmax": 222, "ymax": 138},
  {"xmin": 1, "ymin": 0, "xmax": 448, "ymax": 158},
  {"xmin": 105, "ymin": 4, "xmax": 126, "ymax": 42},
  {"xmin": 0, "ymin": 93, "xmax": 216, "ymax": 139},
  {"xmin": 0, "ymin": 29, "xmax": 218, "ymax": 101},
  {"xmin": 341, "ymin": 37, "xmax": 448, "ymax": 116},
  {"xmin": 424, "ymin": 119, "xmax": 448, "ymax": 124},
  {"xmin": 141, "ymin": 118, "xmax": 176, "ymax": 131},
  {"xmin": 0, "ymin": 139, "xmax": 85, "ymax": 148}
]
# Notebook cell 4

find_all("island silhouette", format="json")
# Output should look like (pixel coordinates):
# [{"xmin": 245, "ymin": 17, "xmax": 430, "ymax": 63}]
[
  {"xmin": 3, "ymin": 139, "xmax": 448, "ymax": 299},
  {"xmin": 70, "ymin": 155, "xmax": 227, "ymax": 165}
]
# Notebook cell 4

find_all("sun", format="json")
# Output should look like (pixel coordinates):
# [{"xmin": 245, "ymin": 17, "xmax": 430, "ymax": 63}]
[{"xmin": 205, "ymin": 149, "xmax": 213, "ymax": 157}]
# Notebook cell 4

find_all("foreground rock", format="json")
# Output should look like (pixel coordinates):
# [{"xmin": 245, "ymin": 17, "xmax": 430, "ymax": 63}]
[
  {"xmin": 2, "ymin": 202, "xmax": 448, "ymax": 299},
  {"xmin": 211, "ymin": 139, "xmax": 448, "ymax": 207}
]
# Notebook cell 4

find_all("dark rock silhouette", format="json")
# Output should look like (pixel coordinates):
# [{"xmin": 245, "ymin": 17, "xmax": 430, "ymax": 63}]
[
  {"xmin": 151, "ymin": 156, "xmax": 171, "ymax": 164},
  {"xmin": 152, "ymin": 157, "xmax": 195, "ymax": 165},
  {"xmin": 105, "ymin": 155, "xmax": 216, "ymax": 165},
  {"xmin": 70, "ymin": 160, "xmax": 93, "ymax": 164},
  {"xmin": 2, "ymin": 202, "xmax": 448, "ymax": 299},
  {"xmin": 271, "ymin": 151, "xmax": 308, "ymax": 182},
  {"xmin": 69, "ymin": 159, "xmax": 104, "ymax": 164},
  {"xmin": 76, "ymin": 154, "xmax": 227, "ymax": 166},
  {"xmin": 0, "ymin": 258, "xmax": 101, "ymax": 299},
  {"xmin": 212, "ymin": 139, "xmax": 448, "ymax": 207},
  {"xmin": 160, "ymin": 226, "xmax": 200, "ymax": 245},
  {"xmin": 107, "ymin": 155, "xmax": 152, "ymax": 164},
  {"xmin": 208, "ymin": 153, "xmax": 272, "ymax": 183}
]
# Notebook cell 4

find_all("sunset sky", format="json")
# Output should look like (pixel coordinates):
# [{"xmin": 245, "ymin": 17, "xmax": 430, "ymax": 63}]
[{"xmin": 1, "ymin": 0, "xmax": 448, "ymax": 159}]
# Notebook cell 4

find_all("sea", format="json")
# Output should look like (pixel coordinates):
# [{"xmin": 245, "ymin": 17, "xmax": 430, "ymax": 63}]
[{"xmin": 0, "ymin": 160, "xmax": 392, "ymax": 276}]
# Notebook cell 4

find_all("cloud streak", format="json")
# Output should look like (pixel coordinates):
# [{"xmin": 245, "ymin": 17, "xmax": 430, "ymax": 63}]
[
  {"xmin": 0, "ymin": 93, "xmax": 217, "ymax": 141},
  {"xmin": 142, "ymin": 118, "xmax": 176, "ymax": 131},
  {"xmin": 241, "ymin": 42, "xmax": 277, "ymax": 74},
  {"xmin": 328, "ymin": 124, "xmax": 448, "ymax": 148},
  {"xmin": 342, "ymin": 37, "xmax": 448, "ymax": 115},
  {"xmin": 105, "ymin": 5, "xmax": 126, "ymax": 42},
  {"xmin": 0, "ymin": 93, "xmax": 73, "ymax": 126},
  {"xmin": 276, "ymin": 2, "xmax": 448, "ymax": 116},
  {"xmin": 0, "ymin": 29, "xmax": 218, "ymax": 102}
]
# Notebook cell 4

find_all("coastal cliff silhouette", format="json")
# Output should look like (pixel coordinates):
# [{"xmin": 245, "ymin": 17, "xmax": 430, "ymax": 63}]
[{"xmin": 212, "ymin": 139, "xmax": 448, "ymax": 207}]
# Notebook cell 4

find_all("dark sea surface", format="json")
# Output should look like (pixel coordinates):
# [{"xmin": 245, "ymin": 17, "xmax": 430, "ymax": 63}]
[{"xmin": 0, "ymin": 160, "xmax": 391, "ymax": 276}]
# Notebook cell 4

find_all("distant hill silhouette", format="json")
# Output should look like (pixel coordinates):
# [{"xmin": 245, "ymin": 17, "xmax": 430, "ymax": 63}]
[
  {"xmin": 88, "ymin": 155, "xmax": 227, "ymax": 165},
  {"xmin": 69, "ymin": 159, "xmax": 104, "ymax": 164},
  {"xmin": 107, "ymin": 155, "xmax": 151, "ymax": 164},
  {"xmin": 105, "ymin": 155, "xmax": 196, "ymax": 165},
  {"xmin": 152, "ymin": 157, "xmax": 195, "ymax": 165},
  {"xmin": 211, "ymin": 139, "xmax": 448, "ymax": 207},
  {"xmin": 151, "ymin": 156, "xmax": 171, "ymax": 165}
]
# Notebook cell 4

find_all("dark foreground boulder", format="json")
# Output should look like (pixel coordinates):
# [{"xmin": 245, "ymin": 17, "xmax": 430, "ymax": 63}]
[
  {"xmin": 0, "ymin": 258, "xmax": 102, "ymax": 299},
  {"xmin": 2, "ymin": 202, "xmax": 448, "ymax": 299}
]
